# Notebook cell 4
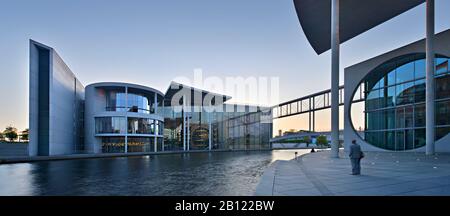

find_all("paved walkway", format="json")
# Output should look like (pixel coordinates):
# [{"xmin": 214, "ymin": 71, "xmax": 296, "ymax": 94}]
[{"xmin": 255, "ymin": 149, "xmax": 450, "ymax": 195}]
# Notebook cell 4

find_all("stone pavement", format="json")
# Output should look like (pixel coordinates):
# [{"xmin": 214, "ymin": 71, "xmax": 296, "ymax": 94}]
[{"xmin": 255, "ymin": 149, "xmax": 450, "ymax": 196}]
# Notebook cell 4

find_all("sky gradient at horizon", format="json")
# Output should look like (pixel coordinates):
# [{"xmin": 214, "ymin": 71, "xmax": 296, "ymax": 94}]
[{"xmin": 0, "ymin": 0, "xmax": 449, "ymax": 131}]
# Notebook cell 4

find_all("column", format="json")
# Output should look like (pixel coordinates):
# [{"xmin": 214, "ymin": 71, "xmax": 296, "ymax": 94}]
[
  {"xmin": 208, "ymin": 112, "xmax": 212, "ymax": 151},
  {"xmin": 154, "ymin": 92, "xmax": 158, "ymax": 152},
  {"xmin": 330, "ymin": 0, "xmax": 340, "ymax": 158},
  {"xmin": 154, "ymin": 123, "xmax": 157, "ymax": 153},
  {"xmin": 187, "ymin": 113, "xmax": 190, "ymax": 151},
  {"xmin": 154, "ymin": 92, "xmax": 158, "ymax": 114},
  {"xmin": 426, "ymin": 0, "xmax": 435, "ymax": 155},
  {"xmin": 183, "ymin": 95, "xmax": 186, "ymax": 151},
  {"xmin": 125, "ymin": 86, "xmax": 128, "ymax": 153}
]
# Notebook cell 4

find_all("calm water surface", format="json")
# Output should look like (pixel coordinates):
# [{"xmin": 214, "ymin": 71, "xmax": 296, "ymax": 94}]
[{"xmin": 0, "ymin": 150, "xmax": 309, "ymax": 195}]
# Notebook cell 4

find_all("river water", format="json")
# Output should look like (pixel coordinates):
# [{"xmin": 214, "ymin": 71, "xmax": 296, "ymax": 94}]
[{"xmin": 0, "ymin": 149, "xmax": 309, "ymax": 195}]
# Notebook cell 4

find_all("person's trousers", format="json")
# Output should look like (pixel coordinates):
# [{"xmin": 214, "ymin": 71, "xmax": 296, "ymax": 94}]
[{"xmin": 350, "ymin": 158, "xmax": 361, "ymax": 175}]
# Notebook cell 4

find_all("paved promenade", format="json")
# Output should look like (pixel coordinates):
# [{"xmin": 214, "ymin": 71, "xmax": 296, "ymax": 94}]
[{"xmin": 255, "ymin": 149, "xmax": 450, "ymax": 195}]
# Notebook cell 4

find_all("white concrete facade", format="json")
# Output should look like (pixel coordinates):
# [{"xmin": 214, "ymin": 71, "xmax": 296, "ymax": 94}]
[{"xmin": 29, "ymin": 40, "xmax": 85, "ymax": 156}]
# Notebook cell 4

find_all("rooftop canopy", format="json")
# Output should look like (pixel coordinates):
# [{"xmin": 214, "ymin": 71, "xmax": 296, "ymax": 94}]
[
  {"xmin": 293, "ymin": 0, "xmax": 425, "ymax": 54},
  {"xmin": 164, "ymin": 81, "xmax": 231, "ymax": 106}
]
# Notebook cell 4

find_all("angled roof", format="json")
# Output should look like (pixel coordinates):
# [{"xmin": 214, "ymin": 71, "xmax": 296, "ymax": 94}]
[
  {"xmin": 293, "ymin": 0, "xmax": 425, "ymax": 54},
  {"xmin": 164, "ymin": 81, "xmax": 232, "ymax": 106}
]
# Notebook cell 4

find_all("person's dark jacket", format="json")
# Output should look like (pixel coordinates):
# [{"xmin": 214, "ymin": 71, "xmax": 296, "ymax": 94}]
[{"xmin": 349, "ymin": 144, "xmax": 364, "ymax": 159}]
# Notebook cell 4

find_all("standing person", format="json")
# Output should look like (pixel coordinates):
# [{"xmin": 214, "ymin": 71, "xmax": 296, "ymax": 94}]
[{"xmin": 349, "ymin": 140, "xmax": 364, "ymax": 175}]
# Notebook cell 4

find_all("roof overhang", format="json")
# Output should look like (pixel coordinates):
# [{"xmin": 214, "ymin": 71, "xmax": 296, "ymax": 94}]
[
  {"xmin": 164, "ymin": 81, "xmax": 232, "ymax": 106},
  {"xmin": 293, "ymin": 0, "xmax": 425, "ymax": 54}
]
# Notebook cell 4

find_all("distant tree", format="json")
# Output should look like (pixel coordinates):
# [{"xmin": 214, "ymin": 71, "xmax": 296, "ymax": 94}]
[
  {"xmin": 3, "ymin": 126, "xmax": 18, "ymax": 142},
  {"xmin": 0, "ymin": 132, "xmax": 4, "ymax": 141},
  {"xmin": 20, "ymin": 128, "xmax": 29, "ymax": 142},
  {"xmin": 303, "ymin": 136, "xmax": 311, "ymax": 147},
  {"xmin": 316, "ymin": 135, "xmax": 328, "ymax": 147}
]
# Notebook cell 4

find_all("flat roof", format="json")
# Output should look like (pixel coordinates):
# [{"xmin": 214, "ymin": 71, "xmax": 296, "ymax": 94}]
[
  {"xmin": 86, "ymin": 82, "xmax": 165, "ymax": 96},
  {"xmin": 164, "ymin": 81, "xmax": 231, "ymax": 106},
  {"xmin": 293, "ymin": 0, "xmax": 425, "ymax": 54}
]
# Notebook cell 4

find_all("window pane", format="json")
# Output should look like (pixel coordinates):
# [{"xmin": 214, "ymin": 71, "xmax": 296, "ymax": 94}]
[
  {"xmin": 436, "ymin": 74, "xmax": 450, "ymax": 100},
  {"xmin": 405, "ymin": 129, "xmax": 414, "ymax": 150},
  {"xmin": 386, "ymin": 131, "xmax": 396, "ymax": 150},
  {"xmin": 436, "ymin": 100, "xmax": 450, "ymax": 126},
  {"xmin": 436, "ymin": 127, "xmax": 450, "ymax": 140},
  {"xmin": 396, "ymin": 130, "xmax": 405, "ymax": 151},
  {"xmin": 95, "ymin": 117, "xmax": 126, "ymax": 134},
  {"xmin": 396, "ymin": 107, "xmax": 404, "ymax": 128},
  {"xmin": 396, "ymin": 62, "xmax": 414, "ymax": 84},
  {"xmin": 436, "ymin": 58, "xmax": 448, "ymax": 75},
  {"xmin": 386, "ymin": 86, "xmax": 396, "ymax": 107},
  {"xmin": 387, "ymin": 70, "xmax": 396, "ymax": 86},
  {"xmin": 405, "ymin": 106, "xmax": 414, "ymax": 128},
  {"xmin": 385, "ymin": 108, "xmax": 396, "ymax": 129},
  {"xmin": 415, "ymin": 59, "xmax": 426, "ymax": 79},
  {"xmin": 414, "ymin": 129, "xmax": 426, "ymax": 148},
  {"xmin": 414, "ymin": 79, "xmax": 426, "ymax": 102},
  {"xmin": 102, "ymin": 137, "xmax": 125, "ymax": 153},
  {"xmin": 366, "ymin": 89, "xmax": 381, "ymax": 110},
  {"xmin": 414, "ymin": 104, "xmax": 426, "ymax": 127},
  {"xmin": 396, "ymin": 81, "xmax": 414, "ymax": 105}
]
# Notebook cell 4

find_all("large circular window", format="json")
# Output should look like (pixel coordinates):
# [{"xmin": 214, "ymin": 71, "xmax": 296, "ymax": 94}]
[{"xmin": 351, "ymin": 53, "xmax": 450, "ymax": 151}]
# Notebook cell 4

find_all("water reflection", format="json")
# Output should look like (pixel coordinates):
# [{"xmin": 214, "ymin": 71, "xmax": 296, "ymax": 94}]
[{"xmin": 0, "ymin": 150, "xmax": 308, "ymax": 196}]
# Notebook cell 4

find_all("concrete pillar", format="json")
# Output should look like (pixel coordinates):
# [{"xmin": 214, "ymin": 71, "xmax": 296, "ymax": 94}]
[
  {"xmin": 154, "ymin": 130, "xmax": 157, "ymax": 153},
  {"xmin": 208, "ymin": 112, "xmax": 212, "ymax": 151},
  {"xmin": 125, "ymin": 86, "xmax": 128, "ymax": 153},
  {"xmin": 187, "ymin": 113, "xmax": 190, "ymax": 151},
  {"xmin": 426, "ymin": 0, "xmax": 435, "ymax": 155},
  {"xmin": 330, "ymin": 0, "xmax": 340, "ymax": 158},
  {"xmin": 183, "ymin": 96, "xmax": 186, "ymax": 151},
  {"xmin": 154, "ymin": 92, "xmax": 158, "ymax": 114}
]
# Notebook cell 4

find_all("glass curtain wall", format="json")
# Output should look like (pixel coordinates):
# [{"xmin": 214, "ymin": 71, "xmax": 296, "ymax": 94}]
[{"xmin": 364, "ymin": 54, "xmax": 450, "ymax": 150}]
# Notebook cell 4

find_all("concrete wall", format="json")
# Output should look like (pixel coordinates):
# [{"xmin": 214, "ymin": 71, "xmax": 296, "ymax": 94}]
[
  {"xmin": 29, "ymin": 40, "xmax": 85, "ymax": 156},
  {"xmin": 84, "ymin": 85, "xmax": 105, "ymax": 153},
  {"xmin": 0, "ymin": 143, "xmax": 28, "ymax": 157},
  {"xmin": 344, "ymin": 29, "xmax": 450, "ymax": 153}
]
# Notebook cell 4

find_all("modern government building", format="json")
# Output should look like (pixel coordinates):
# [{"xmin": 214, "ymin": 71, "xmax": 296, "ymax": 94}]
[
  {"xmin": 28, "ymin": 0, "xmax": 450, "ymax": 156},
  {"xmin": 29, "ymin": 40, "xmax": 272, "ymax": 156}
]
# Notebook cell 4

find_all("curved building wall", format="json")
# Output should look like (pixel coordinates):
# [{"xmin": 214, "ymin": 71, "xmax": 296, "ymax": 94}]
[
  {"xmin": 84, "ymin": 82, "xmax": 164, "ymax": 153},
  {"xmin": 344, "ymin": 29, "xmax": 450, "ymax": 153}
]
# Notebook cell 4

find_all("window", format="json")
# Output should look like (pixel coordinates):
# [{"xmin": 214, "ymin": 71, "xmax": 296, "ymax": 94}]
[
  {"xmin": 396, "ymin": 62, "xmax": 415, "ymax": 84},
  {"xmin": 95, "ymin": 117, "xmax": 126, "ymax": 134},
  {"xmin": 128, "ymin": 118, "xmax": 154, "ymax": 134},
  {"xmin": 361, "ymin": 54, "xmax": 450, "ymax": 151}
]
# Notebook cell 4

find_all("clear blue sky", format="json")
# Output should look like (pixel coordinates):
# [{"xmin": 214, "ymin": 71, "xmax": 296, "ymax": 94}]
[{"xmin": 0, "ymin": 0, "xmax": 449, "ymax": 131}]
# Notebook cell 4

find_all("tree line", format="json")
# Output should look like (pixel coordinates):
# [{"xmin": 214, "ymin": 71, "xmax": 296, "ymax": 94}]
[{"xmin": 0, "ymin": 126, "xmax": 28, "ymax": 142}]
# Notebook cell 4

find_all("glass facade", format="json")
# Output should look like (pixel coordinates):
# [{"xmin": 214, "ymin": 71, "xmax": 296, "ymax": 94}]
[
  {"xmin": 104, "ymin": 87, "xmax": 161, "ymax": 114},
  {"xmin": 127, "ymin": 93, "xmax": 152, "ymax": 114},
  {"xmin": 127, "ymin": 137, "xmax": 154, "ymax": 152},
  {"xmin": 163, "ymin": 103, "xmax": 272, "ymax": 152},
  {"xmin": 95, "ymin": 117, "xmax": 126, "ymax": 134},
  {"xmin": 362, "ymin": 54, "xmax": 450, "ymax": 150},
  {"xmin": 96, "ymin": 85, "xmax": 272, "ymax": 154},
  {"xmin": 101, "ymin": 137, "xmax": 125, "ymax": 153}
]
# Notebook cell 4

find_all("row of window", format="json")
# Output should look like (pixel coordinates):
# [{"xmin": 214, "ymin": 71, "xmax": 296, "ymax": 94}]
[
  {"xmin": 95, "ymin": 117, "xmax": 163, "ymax": 135},
  {"xmin": 365, "ymin": 127, "xmax": 450, "ymax": 151},
  {"xmin": 366, "ymin": 100, "xmax": 450, "ymax": 131},
  {"xmin": 362, "ymin": 55, "xmax": 450, "ymax": 151},
  {"xmin": 366, "ymin": 74, "xmax": 450, "ymax": 111},
  {"xmin": 105, "ymin": 89, "xmax": 162, "ymax": 114},
  {"xmin": 101, "ymin": 137, "xmax": 164, "ymax": 153},
  {"xmin": 367, "ymin": 56, "xmax": 448, "ymax": 90}
]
